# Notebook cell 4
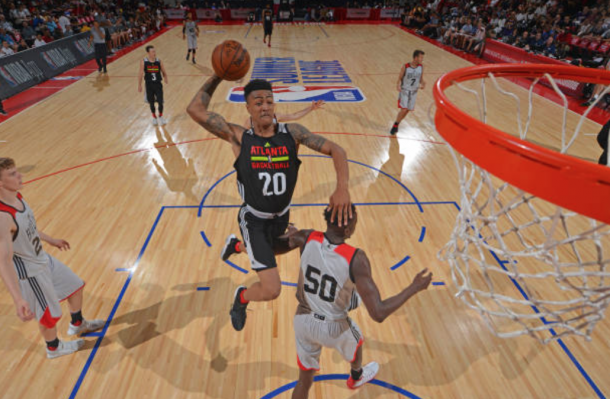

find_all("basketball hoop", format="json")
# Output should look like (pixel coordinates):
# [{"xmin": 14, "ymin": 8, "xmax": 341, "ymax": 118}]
[{"xmin": 432, "ymin": 63, "xmax": 610, "ymax": 343}]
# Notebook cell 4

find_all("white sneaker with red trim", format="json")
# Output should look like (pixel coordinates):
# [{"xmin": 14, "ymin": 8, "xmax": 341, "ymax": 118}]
[
  {"xmin": 346, "ymin": 362, "xmax": 379, "ymax": 389},
  {"xmin": 46, "ymin": 339, "xmax": 85, "ymax": 359},
  {"xmin": 67, "ymin": 319, "xmax": 106, "ymax": 336}
]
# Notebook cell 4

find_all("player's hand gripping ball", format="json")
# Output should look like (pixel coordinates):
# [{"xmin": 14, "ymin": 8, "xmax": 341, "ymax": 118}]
[{"xmin": 211, "ymin": 40, "xmax": 251, "ymax": 81}]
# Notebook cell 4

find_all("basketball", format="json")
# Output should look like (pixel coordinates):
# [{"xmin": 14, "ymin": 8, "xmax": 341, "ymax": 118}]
[{"xmin": 211, "ymin": 40, "xmax": 250, "ymax": 81}]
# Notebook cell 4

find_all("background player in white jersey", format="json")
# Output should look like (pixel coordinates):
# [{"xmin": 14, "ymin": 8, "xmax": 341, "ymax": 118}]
[
  {"xmin": 242, "ymin": 100, "xmax": 325, "ymax": 128},
  {"xmin": 285, "ymin": 206, "xmax": 432, "ymax": 398},
  {"xmin": 390, "ymin": 50, "xmax": 426, "ymax": 135},
  {"xmin": 0, "ymin": 158, "xmax": 104, "ymax": 359},
  {"xmin": 183, "ymin": 13, "xmax": 199, "ymax": 64}
]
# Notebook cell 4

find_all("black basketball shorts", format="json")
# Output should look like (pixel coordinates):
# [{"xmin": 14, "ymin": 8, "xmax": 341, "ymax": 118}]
[{"xmin": 145, "ymin": 82, "xmax": 164, "ymax": 104}]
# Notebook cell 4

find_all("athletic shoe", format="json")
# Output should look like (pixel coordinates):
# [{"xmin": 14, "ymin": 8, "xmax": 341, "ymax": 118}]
[
  {"xmin": 67, "ymin": 319, "xmax": 106, "ymax": 336},
  {"xmin": 0, "ymin": 109, "xmax": 7, "ymax": 116},
  {"xmin": 152, "ymin": 118, "xmax": 158, "ymax": 126},
  {"xmin": 46, "ymin": 339, "xmax": 85, "ymax": 359},
  {"xmin": 581, "ymin": 99, "xmax": 594, "ymax": 107},
  {"xmin": 221, "ymin": 234, "xmax": 241, "ymax": 261},
  {"xmin": 347, "ymin": 362, "xmax": 380, "ymax": 390},
  {"xmin": 186, "ymin": 53, "xmax": 190, "ymax": 61},
  {"xmin": 230, "ymin": 286, "xmax": 248, "ymax": 331},
  {"xmin": 192, "ymin": 58, "xmax": 196, "ymax": 64},
  {"xmin": 103, "ymin": 68, "xmax": 107, "ymax": 73},
  {"xmin": 158, "ymin": 116, "xmax": 167, "ymax": 126},
  {"xmin": 390, "ymin": 126, "xmax": 398, "ymax": 135},
  {"xmin": 268, "ymin": 42, "xmax": 271, "ymax": 47}
]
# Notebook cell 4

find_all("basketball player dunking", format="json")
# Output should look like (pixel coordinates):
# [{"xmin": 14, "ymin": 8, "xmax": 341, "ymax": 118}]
[
  {"xmin": 0, "ymin": 158, "xmax": 105, "ymax": 359},
  {"xmin": 285, "ymin": 206, "xmax": 432, "ymax": 397},
  {"xmin": 138, "ymin": 45, "xmax": 169, "ymax": 126},
  {"xmin": 263, "ymin": 8, "xmax": 273, "ymax": 47},
  {"xmin": 390, "ymin": 50, "xmax": 426, "ymax": 135},
  {"xmin": 187, "ymin": 76, "xmax": 352, "ymax": 332},
  {"xmin": 183, "ymin": 13, "xmax": 199, "ymax": 64}
]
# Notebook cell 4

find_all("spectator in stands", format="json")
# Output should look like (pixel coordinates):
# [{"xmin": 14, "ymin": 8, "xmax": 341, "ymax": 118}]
[
  {"xmin": 419, "ymin": 12, "xmax": 440, "ymax": 39},
  {"xmin": 0, "ymin": 28, "xmax": 15, "ymax": 47},
  {"xmin": 64, "ymin": 24, "xmax": 75, "ymax": 37},
  {"xmin": 530, "ymin": 32, "xmax": 545, "ymax": 53},
  {"xmin": 0, "ymin": 15, "xmax": 13, "ymax": 32},
  {"xmin": 17, "ymin": 39, "xmax": 28, "ymax": 52},
  {"xmin": 59, "ymin": 13, "xmax": 71, "ymax": 34},
  {"xmin": 33, "ymin": 33, "xmax": 46, "ymax": 47},
  {"xmin": 541, "ymin": 36, "xmax": 557, "ymax": 57},
  {"xmin": 42, "ymin": 29, "xmax": 54, "ymax": 43},
  {"xmin": 17, "ymin": 5, "xmax": 31, "ymax": 24},
  {"xmin": 465, "ymin": 20, "xmax": 485, "ymax": 55},
  {"xmin": 514, "ymin": 30, "xmax": 530, "ymax": 49},
  {"xmin": 0, "ymin": 41, "xmax": 15, "ymax": 57},
  {"xmin": 21, "ymin": 21, "xmax": 35, "ymax": 45}
]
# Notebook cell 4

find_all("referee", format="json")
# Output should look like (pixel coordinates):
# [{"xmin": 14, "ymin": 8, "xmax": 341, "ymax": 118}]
[
  {"xmin": 138, "ymin": 45, "xmax": 169, "ymax": 126},
  {"xmin": 88, "ymin": 21, "xmax": 107, "ymax": 73}
]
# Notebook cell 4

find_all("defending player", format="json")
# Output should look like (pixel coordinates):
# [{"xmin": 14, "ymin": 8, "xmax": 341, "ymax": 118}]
[
  {"xmin": 242, "ymin": 100, "xmax": 325, "ymax": 128},
  {"xmin": 138, "ymin": 45, "xmax": 169, "ymax": 126},
  {"xmin": 187, "ymin": 77, "xmax": 351, "ymax": 332},
  {"xmin": 263, "ymin": 8, "xmax": 273, "ymax": 47},
  {"xmin": 0, "ymin": 158, "xmax": 105, "ymax": 359},
  {"xmin": 390, "ymin": 50, "xmax": 426, "ymax": 135},
  {"xmin": 285, "ymin": 206, "xmax": 433, "ymax": 398},
  {"xmin": 183, "ymin": 13, "xmax": 199, "ymax": 64}
]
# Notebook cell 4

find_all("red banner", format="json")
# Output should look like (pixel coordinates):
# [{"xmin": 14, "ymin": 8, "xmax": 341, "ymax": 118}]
[
  {"xmin": 195, "ymin": 9, "xmax": 217, "ymax": 19},
  {"xmin": 482, "ymin": 39, "xmax": 585, "ymax": 97},
  {"xmin": 346, "ymin": 8, "xmax": 371, "ymax": 19}
]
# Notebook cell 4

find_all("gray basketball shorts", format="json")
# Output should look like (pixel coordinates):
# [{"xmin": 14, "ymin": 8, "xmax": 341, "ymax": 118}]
[
  {"xmin": 294, "ymin": 313, "xmax": 364, "ymax": 371},
  {"xmin": 398, "ymin": 90, "xmax": 418, "ymax": 111},
  {"xmin": 187, "ymin": 35, "xmax": 198, "ymax": 50},
  {"xmin": 17, "ymin": 254, "xmax": 85, "ymax": 329}
]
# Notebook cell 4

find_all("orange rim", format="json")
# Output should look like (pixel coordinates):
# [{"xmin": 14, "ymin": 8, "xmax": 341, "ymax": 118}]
[{"xmin": 433, "ymin": 63, "xmax": 610, "ymax": 224}]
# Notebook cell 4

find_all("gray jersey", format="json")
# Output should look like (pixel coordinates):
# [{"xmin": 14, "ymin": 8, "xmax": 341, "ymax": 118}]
[
  {"xmin": 296, "ymin": 231, "xmax": 360, "ymax": 321},
  {"xmin": 401, "ymin": 63, "xmax": 423, "ymax": 91},
  {"xmin": 0, "ymin": 193, "xmax": 47, "ymax": 279},
  {"xmin": 185, "ymin": 20, "xmax": 197, "ymax": 37}
]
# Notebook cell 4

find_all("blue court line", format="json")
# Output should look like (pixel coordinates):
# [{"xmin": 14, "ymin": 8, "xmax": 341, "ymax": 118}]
[
  {"xmin": 260, "ymin": 374, "xmax": 421, "ymax": 399},
  {"xmin": 244, "ymin": 24, "xmax": 253, "ymax": 38},
  {"xmin": 390, "ymin": 255, "xmax": 410, "ymax": 271},
  {"xmin": 319, "ymin": 25, "xmax": 330, "ymax": 38},
  {"xmin": 432, "ymin": 282, "xmax": 446, "ymax": 286},
  {"xmin": 80, "ymin": 331, "xmax": 103, "ymax": 338},
  {"xmin": 197, "ymin": 170, "xmax": 236, "ymax": 217},
  {"xmin": 453, "ymin": 201, "xmax": 605, "ymax": 398},
  {"xmin": 197, "ymin": 287, "xmax": 210, "ymax": 291},
  {"xmin": 225, "ymin": 260, "xmax": 249, "ymax": 274},
  {"xmin": 69, "ymin": 207, "xmax": 166, "ymax": 399},
  {"xmin": 114, "ymin": 268, "xmax": 131, "ymax": 272},
  {"xmin": 418, "ymin": 226, "xmax": 426, "ymax": 242},
  {"xmin": 200, "ymin": 231, "xmax": 212, "ymax": 247},
  {"xmin": 281, "ymin": 281, "xmax": 297, "ymax": 287},
  {"xmin": 167, "ymin": 201, "xmax": 456, "ymax": 210}
]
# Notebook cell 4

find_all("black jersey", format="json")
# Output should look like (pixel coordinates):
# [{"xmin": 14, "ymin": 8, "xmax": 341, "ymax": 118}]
[
  {"xmin": 234, "ymin": 123, "xmax": 301, "ymax": 214},
  {"xmin": 144, "ymin": 58, "xmax": 162, "ymax": 84},
  {"xmin": 264, "ymin": 13, "xmax": 273, "ymax": 27}
]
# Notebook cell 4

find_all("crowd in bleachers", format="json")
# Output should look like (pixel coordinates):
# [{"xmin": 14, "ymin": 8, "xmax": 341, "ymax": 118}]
[
  {"xmin": 0, "ymin": 0, "xmax": 166, "ymax": 57},
  {"xmin": 401, "ymin": 0, "xmax": 610, "ymax": 66}
]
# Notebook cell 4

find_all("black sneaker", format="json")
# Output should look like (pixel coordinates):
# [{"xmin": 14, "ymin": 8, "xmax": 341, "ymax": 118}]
[
  {"xmin": 0, "ymin": 109, "xmax": 7, "ymax": 116},
  {"xmin": 390, "ymin": 126, "xmax": 398, "ymax": 135},
  {"xmin": 581, "ymin": 100, "xmax": 593, "ymax": 107},
  {"xmin": 192, "ymin": 58, "xmax": 196, "ymax": 64},
  {"xmin": 221, "ymin": 234, "xmax": 241, "ymax": 261},
  {"xmin": 230, "ymin": 286, "xmax": 248, "ymax": 331},
  {"xmin": 186, "ymin": 53, "xmax": 190, "ymax": 61}
]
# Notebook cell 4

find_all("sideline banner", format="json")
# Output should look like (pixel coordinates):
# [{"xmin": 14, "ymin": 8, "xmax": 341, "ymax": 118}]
[
  {"xmin": 482, "ymin": 39, "xmax": 585, "ymax": 97},
  {"xmin": 346, "ymin": 8, "xmax": 371, "ymax": 19},
  {"xmin": 230, "ymin": 9, "xmax": 255, "ymax": 19},
  {"xmin": 163, "ymin": 9, "xmax": 185, "ymax": 19},
  {"xmin": 0, "ymin": 32, "xmax": 94, "ymax": 99}
]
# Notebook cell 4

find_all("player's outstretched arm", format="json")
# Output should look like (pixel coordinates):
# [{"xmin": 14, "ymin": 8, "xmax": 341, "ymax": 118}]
[
  {"xmin": 276, "ymin": 100, "xmax": 325, "ymax": 122},
  {"xmin": 353, "ymin": 250, "xmax": 432, "ymax": 323},
  {"xmin": 187, "ymin": 75, "xmax": 245, "ymax": 146},
  {"xmin": 160, "ymin": 60, "xmax": 169, "ymax": 84},
  {"xmin": 280, "ymin": 229, "xmax": 314, "ymax": 252},
  {"xmin": 0, "ymin": 214, "xmax": 34, "ymax": 322},
  {"xmin": 39, "ymin": 231, "xmax": 70, "ymax": 251},
  {"xmin": 288, "ymin": 123, "xmax": 351, "ymax": 226}
]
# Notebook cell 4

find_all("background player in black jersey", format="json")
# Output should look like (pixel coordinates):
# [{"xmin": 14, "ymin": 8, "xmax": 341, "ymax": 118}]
[
  {"xmin": 263, "ymin": 8, "xmax": 273, "ymax": 47},
  {"xmin": 187, "ymin": 76, "xmax": 352, "ymax": 332},
  {"xmin": 138, "ymin": 45, "xmax": 169, "ymax": 126}
]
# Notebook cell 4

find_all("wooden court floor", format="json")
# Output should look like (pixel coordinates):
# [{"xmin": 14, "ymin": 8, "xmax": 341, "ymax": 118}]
[{"xmin": 0, "ymin": 24, "xmax": 608, "ymax": 398}]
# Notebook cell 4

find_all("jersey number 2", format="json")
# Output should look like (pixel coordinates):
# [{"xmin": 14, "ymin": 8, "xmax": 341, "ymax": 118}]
[
  {"xmin": 32, "ymin": 236, "xmax": 42, "ymax": 256},
  {"xmin": 304, "ymin": 265, "xmax": 338, "ymax": 303},
  {"xmin": 259, "ymin": 172, "xmax": 286, "ymax": 196}
]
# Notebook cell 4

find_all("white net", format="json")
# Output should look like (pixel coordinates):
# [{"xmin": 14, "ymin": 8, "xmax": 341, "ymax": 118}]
[{"xmin": 434, "ymin": 71, "xmax": 610, "ymax": 343}]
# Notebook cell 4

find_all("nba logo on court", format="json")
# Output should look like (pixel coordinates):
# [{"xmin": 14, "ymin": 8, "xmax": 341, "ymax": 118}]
[
  {"xmin": 227, "ymin": 57, "xmax": 366, "ymax": 103},
  {"xmin": 227, "ymin": 85, "xmax": 365, "ymax": 103}
]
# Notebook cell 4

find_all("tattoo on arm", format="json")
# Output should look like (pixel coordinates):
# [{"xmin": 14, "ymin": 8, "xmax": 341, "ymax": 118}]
[
  {"xmin": 199, "ymin": 112, "xmax": 244, "ymax": 144},
  {"xmin": 289, "ymin": 123, "xmax": 327, "ymax": 152}
]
